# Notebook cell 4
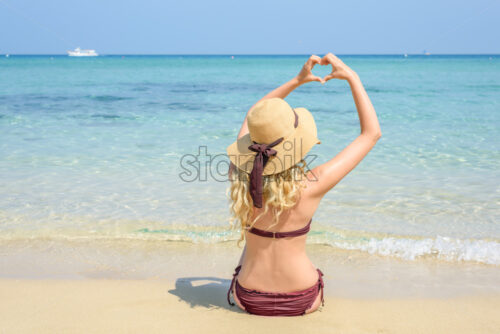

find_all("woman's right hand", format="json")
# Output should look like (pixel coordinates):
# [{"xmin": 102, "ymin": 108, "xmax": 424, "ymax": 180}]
[
  {"xmin": 321, "ymin": 53, "xmax": 357, "ymax": 81},
  {"xmin": 295, "ymin": 55, "xmax": 325, "ymax": 85}
]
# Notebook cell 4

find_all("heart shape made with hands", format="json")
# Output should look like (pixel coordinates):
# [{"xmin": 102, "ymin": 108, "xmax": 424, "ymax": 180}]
[
  {"xmin": 311, "ymin": 62, "xmax": 334, "ymax": 83},
  {"xmin": 298, "ymin": 54, "xmax": 348, "ymax": 84}
]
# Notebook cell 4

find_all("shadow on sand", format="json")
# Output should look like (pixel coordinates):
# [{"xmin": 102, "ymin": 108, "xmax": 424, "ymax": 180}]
[{"xmin": 168, "ymin": 276, "xmax": 245, "ymax": 313}]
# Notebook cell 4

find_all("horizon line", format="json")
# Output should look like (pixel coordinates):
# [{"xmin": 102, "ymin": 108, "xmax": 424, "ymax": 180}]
[{"xmin": 2, "ymin": 53, "xmax": 499, "ymax": 56}]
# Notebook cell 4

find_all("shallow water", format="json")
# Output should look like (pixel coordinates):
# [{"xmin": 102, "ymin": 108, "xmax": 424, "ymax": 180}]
[{"xmin": 0, "ymin": 55, "xmax": 499, "ymax": 265}]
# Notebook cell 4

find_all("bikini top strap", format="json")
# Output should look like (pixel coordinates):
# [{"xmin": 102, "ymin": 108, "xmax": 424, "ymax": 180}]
[{"xmin": 247, "ymin": 219, "xmax": 312, "ymax": 239}]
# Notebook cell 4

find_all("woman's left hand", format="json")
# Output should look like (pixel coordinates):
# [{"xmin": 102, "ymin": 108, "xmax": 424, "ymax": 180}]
[{"xmin": 296, "ymin": 55, "xmax": 325, "ymax": 85}]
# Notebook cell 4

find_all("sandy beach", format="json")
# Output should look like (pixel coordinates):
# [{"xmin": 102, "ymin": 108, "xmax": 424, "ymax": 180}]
[
  {"xmin": 1, "ymin": 239, "xmax": 499, "ymax": 333},
  {"xmin": 1, "ymin": 278, "xmax": 499, "ymax": 334}
]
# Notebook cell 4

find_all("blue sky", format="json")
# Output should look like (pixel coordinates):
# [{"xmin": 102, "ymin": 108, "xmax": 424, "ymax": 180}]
[{"xmin": 0, "ymin": 0, "xmax": 498, "ymax": 54}]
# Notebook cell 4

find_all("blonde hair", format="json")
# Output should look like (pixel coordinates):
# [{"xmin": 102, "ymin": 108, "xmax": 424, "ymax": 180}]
[{"xmin": 227, "ymin": 159, "xmax": 308, "ymax": 247}]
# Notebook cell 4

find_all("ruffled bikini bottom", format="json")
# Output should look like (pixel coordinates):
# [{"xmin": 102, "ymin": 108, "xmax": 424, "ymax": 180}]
[{"xmin": 227, "ymin": 264, "xmax": 325, "ymax": 316}]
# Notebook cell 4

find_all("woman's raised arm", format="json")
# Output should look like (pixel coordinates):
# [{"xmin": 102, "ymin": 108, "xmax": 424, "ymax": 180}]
[
  {"xmin": 236, "ymin": 55, "xmax": 324, "ymax": 140},
  {"xmin": 307, "ymin": 53, "xmax": 382, "ymax": 197}
]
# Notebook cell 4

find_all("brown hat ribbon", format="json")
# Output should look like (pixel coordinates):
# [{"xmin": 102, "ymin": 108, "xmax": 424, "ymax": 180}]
[
  {"xmin": 247, "ymin": 137, "xmax": 284, "ymax": 208},
  {"xmin": 246, "ymin": 109, "xmax": 299, "ymax": 208}
]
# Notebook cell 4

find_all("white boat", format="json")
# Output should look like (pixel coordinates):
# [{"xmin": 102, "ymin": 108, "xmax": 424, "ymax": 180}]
[{"xmin": 67, "ymin": 47, "xmax": 98, "ymax": 57}]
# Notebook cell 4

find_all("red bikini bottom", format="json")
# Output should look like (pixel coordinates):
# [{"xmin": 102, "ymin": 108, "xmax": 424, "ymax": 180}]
[{"xmin": 227, "ymin": 265, "xmax": 325, "ymax": 316}]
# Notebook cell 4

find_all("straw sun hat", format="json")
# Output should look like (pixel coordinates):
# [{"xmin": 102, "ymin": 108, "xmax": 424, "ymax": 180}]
[{"xmin": 227, "ymin": 98, "xmax": 321, "ymax": 207}]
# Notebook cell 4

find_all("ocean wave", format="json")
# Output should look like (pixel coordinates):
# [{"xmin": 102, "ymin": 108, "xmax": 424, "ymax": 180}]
[
  {"xmin": 87, "ymin": 95, "xmax": 133, "ymax": 102},
  {"xmin": 90, "ymin": 113, "xmax": 122, "ymax": 119},
  {"xmin": 313, "ymin": 233, "xmax": 500, "ymax": 265}
]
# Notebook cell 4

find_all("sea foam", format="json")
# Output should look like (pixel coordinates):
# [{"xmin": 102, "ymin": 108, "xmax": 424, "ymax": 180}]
[{"xmin": 316, "ymin": 234, "xmax": 500, "ymax": 265}]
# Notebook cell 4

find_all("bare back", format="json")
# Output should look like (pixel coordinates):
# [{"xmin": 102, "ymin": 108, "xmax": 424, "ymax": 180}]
[{"xmin": 236, "ymin": 172, "xmax": 325, "ymax": 292}]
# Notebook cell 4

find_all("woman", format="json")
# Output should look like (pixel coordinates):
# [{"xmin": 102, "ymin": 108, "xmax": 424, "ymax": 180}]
[{"xmin": 226, "ymin": 53, "xmax": 382, "ymax": 316}]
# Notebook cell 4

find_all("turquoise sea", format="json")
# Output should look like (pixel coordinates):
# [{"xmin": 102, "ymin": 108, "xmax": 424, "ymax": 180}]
[{"xmin": 0, "ymin": 55, "xmax": 499, "ymax": 265}]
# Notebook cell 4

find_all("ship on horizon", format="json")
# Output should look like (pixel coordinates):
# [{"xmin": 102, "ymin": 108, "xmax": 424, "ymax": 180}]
[{"xmin": 67, "ymin": 47, "xmax": 98, "ymax": 57}]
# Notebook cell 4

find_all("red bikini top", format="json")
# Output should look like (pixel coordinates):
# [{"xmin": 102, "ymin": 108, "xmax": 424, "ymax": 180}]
[{"xmin": 246, "ymin": 219, "xmax": 312, "ymax": 239}]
